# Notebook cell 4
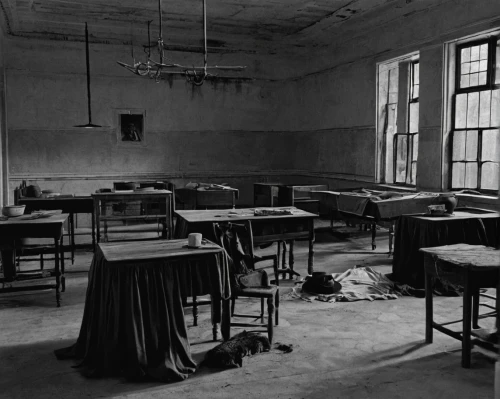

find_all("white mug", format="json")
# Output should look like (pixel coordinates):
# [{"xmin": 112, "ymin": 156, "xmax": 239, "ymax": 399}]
[{"xmin": 188, "ymin": 233, "xmax": 202, "ymax": 247}]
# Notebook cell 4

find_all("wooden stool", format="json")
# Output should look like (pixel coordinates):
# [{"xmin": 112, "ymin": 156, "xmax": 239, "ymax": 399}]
[{"xmin": 421, "ymin": 244, "xmax": 500, "ymax": 368}]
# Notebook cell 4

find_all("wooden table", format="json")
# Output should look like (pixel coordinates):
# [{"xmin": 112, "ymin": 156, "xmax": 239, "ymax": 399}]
[
  {"xmin": 0, "ymin": 213, "xmax": 69, "ymax": 306},
  {"xmin": 393, "ymin": 208, "xmax": 500, "ymax": 288},
  {"xmin": 421, "ymin": 244, "xmax": 500, "ymax": 368},
  {"xmin": 311, "ymin": 189, "xmax": 438, "ymax": 252},
  {"xmin": 175, "ymin": 186, "xmax": 239, "ymax": 209},
  {"xmin": 55, "ymin": 239, "xmax": 231, "ymax": 381},
  {"xmin": 175, "ymin": 207, "xmax": 317, "ymax": 276},
  {"xmin": 92, "ymin": 190, "xmax": 173, "ymax": 243},
  {"xmin": 18, "ymin": 195, "xmax": 95, "ymax": 258}
]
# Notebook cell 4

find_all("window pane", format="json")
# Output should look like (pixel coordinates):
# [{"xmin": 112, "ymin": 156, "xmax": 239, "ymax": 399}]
[
  {"xmin": 470, "ymin": 45, "xmax": 480, "ymax": 61},
  {"xmin": 452, "ymin": 130, "xmax": 466, "ymax": 160},
  {"xmin": 395, "ymin": 135, "xmax": 408, "ymax": 183},
  {"xmin": 470, "ymin": 61, "xmax": 479, "ymax": 73},
  {"xmin": 413, "ymin": 85, "xmax": 419, "ymax": 99},
  {"xmin": 455, "ymin": 94, "xmax": 467, "ymax": 128},
  {"xmin": 467, "ymin": 92, "xmax": 479, "ymax": 127},
  {"xmin": 452, "ymin": 162, "xmax": 465, "ymax": 188},
  {"xmin": 479, "ymin": 60, "xmax": 488, "ymax": 71},
  {"xmin": 481, "ymin": 162, "xmax": 499, "ymax": 190},
  {"xmin": 496, "ymin": 40, "xmax": 500, "ymax": 85},
  {"xmin": 410, "ymin": 162, "xmax": 417, "ymax": 185},
  {"xmin": 465, "ymin": 162, "xmax": 478, "ymax": 188},
  {"xmin": 460, "ymin": 75, "xmax": 470, "ymax": 88},
  {"xmin": 465, "ymin": 130, "xmax": 478, "ymax": 161},
  {"xmin": 461, "ymin": 62, "xmax": 470, "ymax": 74},
  {"xmin": 492, "ymin": 89, "xmax": 500, "ymax": 127},
  {"xmin": 412, "ymin": 134, "xmax": 419, "ymax": 161},
  {"xmin": 480, "ymin": 43, "xmax": 488, "ymax": 60},
  {"xmin": 482, "ymin": 129, "xmax": 500, "ymax": 161},
  {"xmin": 470, "ymin": 73, "xmax": 479, "ymax": 86},
  {"xmin": 414, "ymin": 63, "xmax": 419, "ymax": 84},
  {"xmin": 409, "ymin": 102, "xmax": 419, "ymax": 133},
  {"xmin": 462, "ymin": 47, "xmax": 471, "ymax": 62},
  {"xmin": 479, "ymin": 90, "xmax": 491, "ymax": 128},
  {"xmin": 478, "ymin": 72, "xmax": 487, "ymax": 86}
]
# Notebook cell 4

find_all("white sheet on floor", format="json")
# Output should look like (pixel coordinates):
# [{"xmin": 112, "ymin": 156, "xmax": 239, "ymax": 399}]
[{"xmin": 288, "ymin": 265, "xmax": 399, "ymax": 303}]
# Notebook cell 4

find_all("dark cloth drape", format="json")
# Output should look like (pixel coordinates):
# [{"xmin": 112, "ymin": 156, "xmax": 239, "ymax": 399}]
[
  {"xmin": 392, "ymin": 214, "xmax": 500, "ymax": 289},
  {"xmin": 55, "ymin": 245, "xmax": 230, "ymax": 382}
]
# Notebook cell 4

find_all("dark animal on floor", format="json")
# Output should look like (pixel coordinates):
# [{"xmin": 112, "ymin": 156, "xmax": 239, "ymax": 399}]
[{"xmin": 203, "ymin": 331, "xmax": 271, "ymax": 368}]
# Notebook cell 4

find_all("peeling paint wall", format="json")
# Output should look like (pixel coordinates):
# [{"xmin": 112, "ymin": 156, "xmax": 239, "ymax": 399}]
[{"xmin": 279, "ymin": 0, "xmax": 500, "ymax": 192}]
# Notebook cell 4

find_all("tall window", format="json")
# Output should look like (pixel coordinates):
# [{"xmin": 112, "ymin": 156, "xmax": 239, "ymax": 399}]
[
  {"xmin": 450, "ymin": 38, "xmax": 500, "ymax": 192},
  {"xmin": 377, "ymin": 54, "xmax": 419, "ymax": 185},
  {"xmin": 394, "ymin": 61, "xmax": 419, "ymax": 185}
]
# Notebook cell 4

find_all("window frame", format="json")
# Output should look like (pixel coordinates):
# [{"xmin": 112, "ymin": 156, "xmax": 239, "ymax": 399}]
[{"xmin": 449, "ymin": 37, "xmax": 499, "ymax": 194}]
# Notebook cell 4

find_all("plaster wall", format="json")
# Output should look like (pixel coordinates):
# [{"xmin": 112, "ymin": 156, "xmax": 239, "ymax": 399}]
[
  {"xmin": 5, "ymin": 37, "xmax": 297, "ymax": 205},
  {"xmin": 279, "ymin": 0, "xmax": 500, "ymax": 193}
]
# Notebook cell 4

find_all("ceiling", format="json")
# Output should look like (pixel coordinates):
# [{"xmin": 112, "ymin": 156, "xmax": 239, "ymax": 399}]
[{"xmin": 0, "ymin": 0, "xmax": 440, "ymax": 55}]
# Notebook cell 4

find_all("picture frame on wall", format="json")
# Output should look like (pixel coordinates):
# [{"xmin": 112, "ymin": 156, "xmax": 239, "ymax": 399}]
[{"xmin": 116, "ymin": 109, "xmax": 146, "ymax": 145}]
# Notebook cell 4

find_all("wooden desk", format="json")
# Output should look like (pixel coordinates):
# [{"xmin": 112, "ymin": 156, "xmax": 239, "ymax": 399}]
[
  {"xmin": 312, "ymin": 190, "xmax": 439, "ymax": 252},
  {"xmin": 175, "ymin": 207, "xmax": 317, "ymax": 276},
  {"xmin": 18, "ymin": 196, "xmax": 95, "ymax": 258},
  {"xmin": 55, "ymin": 239, "xmax": 231, "ymax": 381},
  {"xmin": 421, "ymin": 244, "xmax": 500, "ymax": 368},
  {"xmin": 0, "ymin": 213, "xmax": 69, "ymax": 306},
  {"xmin": 92, "ymin": 190, "xmax": 173, "ymax": 243},
  {"xmin": 175, "ymin": 187, "xmax": 238, "ymax": 210},
  {"xmin": 393, "ymin": 209, "xmax": 500, "ymax": 288}
]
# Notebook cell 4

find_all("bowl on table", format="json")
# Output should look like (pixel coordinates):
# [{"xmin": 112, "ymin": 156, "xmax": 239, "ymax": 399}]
[
  {"xmin": 2, "ymin": 204, "xmax": 26, "ymax": 217},
  {"xmin": 427, "ymin": 204, "xmax": 447, "ymax": 216}
]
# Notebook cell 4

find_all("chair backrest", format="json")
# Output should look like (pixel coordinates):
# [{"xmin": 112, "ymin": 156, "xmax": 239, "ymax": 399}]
[
  {"xmin": 196, "ymin": 190, "xmax": 236, "ymax": 209},
  {"xmin": 213, "ymin": 221, "xmax": 255, "ymax": 273}
]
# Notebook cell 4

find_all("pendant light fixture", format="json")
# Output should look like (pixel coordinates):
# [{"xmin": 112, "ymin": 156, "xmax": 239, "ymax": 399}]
[{"xmin": 74, "ymin": 23, "xmax": 102, "ymax": 128}]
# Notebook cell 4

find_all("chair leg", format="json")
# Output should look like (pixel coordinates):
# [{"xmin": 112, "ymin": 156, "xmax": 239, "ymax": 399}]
[
  {"xmin": 260, "ymin": 298, "xmax": 265, "ymax": 322},
  {"xmin": 472, "ymin": 289, "xmax": 480, "ymax": 329},
  {"xmin": 275, "ymin": 290, "xmax": 279, "ymax": 326},
  {"xmin": 267, "ymin": 296, "xmax": 274, "ymax": 344},
  {"xmin": 231, "ymin": 298, "xmax": 236, "ymax": 316}
]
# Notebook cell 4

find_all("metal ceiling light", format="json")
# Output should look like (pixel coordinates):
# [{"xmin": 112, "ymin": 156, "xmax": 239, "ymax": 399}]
[
  {"xmin": 74, "ymin": 23, "xmax": 102, "ymax": 128},
  {"xmin": 117, "ymin": 0, "xmax": 246, "ymax": 85}
]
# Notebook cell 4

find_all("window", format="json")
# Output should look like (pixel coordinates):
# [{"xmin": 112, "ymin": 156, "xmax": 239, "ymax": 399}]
[
  {"xmin": 450, "ymin": 38, "xmax": 500, "ymax": 192},
  {"xmin": 394, "ymin": 61, "xmax": 419, "ymax": 185},
  {"xmin": 377, "ymin": 54, "xmax": 419, "ymax": 186}
]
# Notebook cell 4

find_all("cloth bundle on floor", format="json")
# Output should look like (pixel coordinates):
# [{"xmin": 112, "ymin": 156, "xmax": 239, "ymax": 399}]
[{"xmin": 203, "ymin": 331, "xmax": 271, "ymax": 368}]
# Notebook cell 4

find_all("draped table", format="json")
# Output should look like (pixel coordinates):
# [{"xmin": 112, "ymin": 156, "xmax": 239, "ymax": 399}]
[
  {"xmin": 55, "ymin": 239, "xmax": 231, "ymax": 382},
  {"xmin": 392, "ymin": 209, "xmax": 500, "ymax": 289}
]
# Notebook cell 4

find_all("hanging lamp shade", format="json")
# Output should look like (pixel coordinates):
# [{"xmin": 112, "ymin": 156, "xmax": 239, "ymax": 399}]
[{"xmin": 74, "ymin": 23, "xmax": 102, "ymax": 128}]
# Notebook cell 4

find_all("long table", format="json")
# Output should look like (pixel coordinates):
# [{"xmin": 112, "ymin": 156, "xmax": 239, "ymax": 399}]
[
  {"xmin": 311, "ymin": 190, "xmax": 439, "ymax": 252},
  {"xmin": 18, "ymin": 195, "xmax": 95, "ymax": 258},
  {"xmin": 0, "ymin": 213, "xmax": 69, "ymax": 306},
  {"xmin": 55, "ymin": 239, "xmax": 231, "ymax": 381},
  {"xmin": 175, "ymin": 207, "xmax": 317, "ymax": 276},
  {"xmin": 393, "ymin": 208, "xmax": 500, "ymax": 288}
]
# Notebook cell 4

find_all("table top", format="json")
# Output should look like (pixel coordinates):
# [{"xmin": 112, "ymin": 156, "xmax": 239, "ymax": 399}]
[
  {"xmin": 0, "ymin": 213, "xmax": 69, "ymax": 238},
  {"xmin": 420, "ymin": 244, "xmax": 500, "ymax": 270},
  {"xmin": 92, "ymin": 190, "xmax": 172, "ymax": 198},
  {"xmin": 19, "ymin": 196, "xmax": 92, "ymax": 202},
  {"xmin": 175, "ymin": 207, "xmax": 317, "ymax": 223},
  {"xmin": 410, "ymin": 209, "xmax": 499, "ymax": 221},
  {"xmin": 99, "ymin": 238, "xmax": 222, "ymax": 263}
]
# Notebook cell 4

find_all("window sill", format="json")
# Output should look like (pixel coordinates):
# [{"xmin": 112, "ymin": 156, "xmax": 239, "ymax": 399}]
[{"xmin": 456, "ymin": 193, "xmax": 499, "ymax": 210}]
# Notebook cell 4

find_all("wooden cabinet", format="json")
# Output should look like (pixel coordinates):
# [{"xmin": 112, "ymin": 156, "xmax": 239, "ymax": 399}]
[{"xmin": 92, "ymin": 190, "xmax": 173, "ymax": 243}]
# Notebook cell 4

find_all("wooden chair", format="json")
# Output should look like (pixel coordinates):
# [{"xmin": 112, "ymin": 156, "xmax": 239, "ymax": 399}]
[{"xmin": 213, "ymin": 220, "xmax": 279, "ymax": 343}]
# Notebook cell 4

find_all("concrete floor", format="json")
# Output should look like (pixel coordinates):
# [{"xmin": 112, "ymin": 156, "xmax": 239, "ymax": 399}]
[{"xmin": 0, "ymin": 222, "xmax": 496, "ymax": 399}]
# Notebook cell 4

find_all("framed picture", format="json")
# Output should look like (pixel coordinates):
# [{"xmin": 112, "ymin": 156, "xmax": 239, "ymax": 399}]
[{"xmin": 116, "ymin": 109, "xmax": 146, "ymax": 144}]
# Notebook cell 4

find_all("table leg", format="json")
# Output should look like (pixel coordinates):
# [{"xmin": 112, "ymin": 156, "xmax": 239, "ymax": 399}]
[
  {"xmin": 91, "ymin": 208, "xmax": 96, "ymax": 252},
  {"xmin": 192, "ymin": 295, "xmax": 198, "ymax": 326},
  {"xmin": 60, "ymin": 236, "xmax": 65, "ymax": 293},
  {"xmin": 94, "ymin": 200, "xmax": 100, "ymax": 244},
  {"xmin": 496, "ymin": 278, "xmax": 500, "ymax": 399},
  {"xmin": 425, "ymin": 269, "xmax": 433, "ymax": 343},
  {"xmin": 1, "ymin": 248, "xmax": 16, "ymax": 281},
  {"xmin": 54, "ymin": 238, "xmax": 61, "ymax": 307},
  {"xmin": 289, "ymin": 240, "xmax": 294, "ymax": 279},
  {"xmin": 472, "ymin": 289, "xmax": 480, "ymax": 329},
  {"xmin": 70, "ymin": 212, "xmax": 75, "ymax": 264},
  {"xmin": 307, "ymin": 239, "xmax": 314, "ymax": 277},
  {"xmin": 462, "ymin": 271, "xmax": 472, "ymax": 368},
  {"xmin": 221, "ymin": 298, "xmax": 231, "ymax": 341},
  {"xmin": 371, "ymin": 223, "xmax": 376, "ymax": 250},
  {"xmin": 388, "ymin": 222, "xmax": 394, "ymax": 256}
]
